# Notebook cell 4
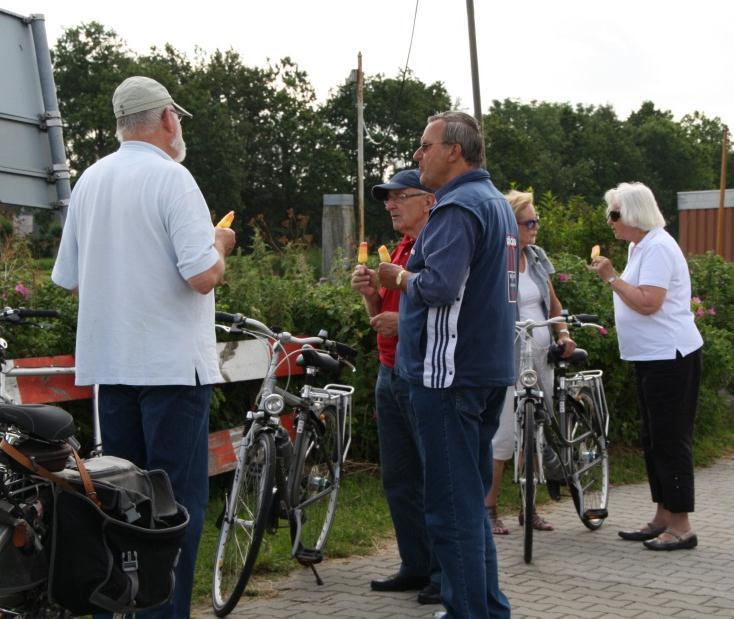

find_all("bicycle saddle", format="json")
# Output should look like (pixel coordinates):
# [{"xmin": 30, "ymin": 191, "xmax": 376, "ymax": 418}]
[
  {"xmin": 297, "ymin": 349, "xmax": 341, "ymax": 375},
  {"xmin": 548, "ymin": 345, "xmax": 588, "ymax": 365},
  {"xmin": 0, "ymin": 403, "xmax": 75, "ymax": 441}
]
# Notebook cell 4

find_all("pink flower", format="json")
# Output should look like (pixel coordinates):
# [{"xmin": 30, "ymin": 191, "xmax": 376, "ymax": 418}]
[
  {"xmin": 14, "ymin": 283, "xmax": 29, "ymax": 298},
  {"xmin": 598, "ymin": 327, "xmax": 608, "ymax": 336},
  {"xmin": 558, "ymin": 273, "xmax": 570, "ymax": 282},
  {"xmin": 708, "ymin": 307, "xmax": 717, "ymax": 316},
  {"xmin": 692, "ymin": 296, "xmax": 701, "ymax": 305},
  {"xmin": 695, "ymin": 307, "xmax": 705, "ymax": 317}
]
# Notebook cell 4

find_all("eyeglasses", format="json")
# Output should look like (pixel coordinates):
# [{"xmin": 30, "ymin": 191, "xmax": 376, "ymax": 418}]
[
  {"xmin": 384, "ymin": 193, "xmax": 425, "ymax": 205},
  {"xmin": 607, "ymin": 210, "xmax": 622, "ymax": 222},
  {"xmin": 517, "ymin": 218, "xmax": 540, "ymax": 230},
  {"xmin": 165, "ymin": 107, "xmax": 185, "ymax": 123},
  {"xmin": 416, "ymin": 141, "xmax": 451, "ymax": 153}
]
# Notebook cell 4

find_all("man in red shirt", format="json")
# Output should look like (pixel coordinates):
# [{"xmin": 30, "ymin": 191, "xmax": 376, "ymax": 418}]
[{"xmin": 351, "ymin": 169, "xmax": 438, "ymax": 604}]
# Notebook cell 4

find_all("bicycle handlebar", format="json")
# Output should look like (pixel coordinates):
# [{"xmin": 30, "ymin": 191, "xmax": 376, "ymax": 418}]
[
  {"xmin": 515, "ymin": 313, "xmax": 604, "ymax": 333},
  {"xmin": 215, "ymin": 311, "xmax": 358, "ymax": 361},
  {"xmin": 1, "ymin": 307, "xmax": 61, "ymax": 322}
]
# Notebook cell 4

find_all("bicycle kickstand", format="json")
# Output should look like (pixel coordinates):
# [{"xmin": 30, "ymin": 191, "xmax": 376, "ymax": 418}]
[{"xmin": 309, "ymin": 563, "xmax": 324, "ymax": 586}]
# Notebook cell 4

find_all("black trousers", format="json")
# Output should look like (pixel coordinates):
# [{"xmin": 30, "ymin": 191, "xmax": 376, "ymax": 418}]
[{"xmin": 634, "ymin": 347, "xmax": 702, "ymax": 514}]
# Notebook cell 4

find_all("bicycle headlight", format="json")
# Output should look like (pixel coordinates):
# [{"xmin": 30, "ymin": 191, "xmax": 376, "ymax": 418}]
[
  {"xmin": 519, "ymin": 369, "xmax": 538, "ymax": 388},
  {"xmin": 262, "ymin": 393, "xmax": 285, "ymax": 415}
]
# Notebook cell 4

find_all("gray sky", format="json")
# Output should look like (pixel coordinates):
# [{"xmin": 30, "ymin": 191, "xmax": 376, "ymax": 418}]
[{"xmin": 6, "ymin": 0, "xmax": 733, "ymax": 126}]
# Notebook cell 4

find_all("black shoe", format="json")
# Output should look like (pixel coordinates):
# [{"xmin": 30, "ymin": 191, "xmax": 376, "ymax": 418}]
[
  {"xmin": 618, "ymin": 523, "xmax": 666, "ymax": 541},
  {"xmin": 370, "ymin": 572, "xmax": 429, "ymax": 592},
  {"xmin": 547, "ymin": 479, "xmax": 562, "ymax": 501},
  {"xmin": 417, "ymin": 582, "xmax": 441, "ymax": 605},
  {"xmin": 643, "ymin": 531, "xmax": 698, "ymax": 551}
]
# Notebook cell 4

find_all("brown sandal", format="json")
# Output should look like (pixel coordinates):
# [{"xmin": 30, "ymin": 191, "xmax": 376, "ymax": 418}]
[
  {"xmin": 518, "ymin": 509, "xmax": 554, "ymax": 531},
  {"xmin": 486, "ymin": 505, "xmax": 509, "ymax": 535}
]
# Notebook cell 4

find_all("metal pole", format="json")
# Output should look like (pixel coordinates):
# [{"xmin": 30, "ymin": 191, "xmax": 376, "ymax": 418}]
[
  {"xmin": 27, "ymin": 14, "xmax": 71, "ymax": 224},
  {"xmin": 716, "ymin": 127, "xmax": 729, "ymax": 257},
  {"xmin": 466, "ymin": 0, "xmax": 483, "ymax": 131},
  {"xmin": 356, "ymin": 52, "xmax": 365, "ymax": 243}
]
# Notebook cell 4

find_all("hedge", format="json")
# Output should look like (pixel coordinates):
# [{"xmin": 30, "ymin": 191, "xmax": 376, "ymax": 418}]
[{"xmin": 3, "ymin": 205, "xmax": 733, "ymax": 461}]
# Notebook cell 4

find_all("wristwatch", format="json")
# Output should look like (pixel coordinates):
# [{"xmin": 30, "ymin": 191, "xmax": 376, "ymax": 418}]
[
  {"xmin": 396, "ymin": 268, "xmax": 407, "ymax": 287},
  {"xmin": 607, "ymin": 275, "xmax": 618, "ymax": 286}
]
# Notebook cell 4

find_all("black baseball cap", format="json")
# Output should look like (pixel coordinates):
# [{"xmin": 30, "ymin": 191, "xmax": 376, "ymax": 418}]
[{"xmin": 371, "ymin": 169, "xmax": 433, "ymax": 201}]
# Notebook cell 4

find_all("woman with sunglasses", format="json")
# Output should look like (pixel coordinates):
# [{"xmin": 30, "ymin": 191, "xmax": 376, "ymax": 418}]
[
  {"xmin": 589, "ymin": 182, "xmax": 702, "ymax": 551},
  {"xmin": 485, "ymin": 190, "xmax": 576, "ymax": 535}
]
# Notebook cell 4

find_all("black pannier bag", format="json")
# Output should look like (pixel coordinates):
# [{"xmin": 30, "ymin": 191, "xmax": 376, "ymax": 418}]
[{"xmin": 48, "ymin": 455, "xmax": 189, "ymax": 615}]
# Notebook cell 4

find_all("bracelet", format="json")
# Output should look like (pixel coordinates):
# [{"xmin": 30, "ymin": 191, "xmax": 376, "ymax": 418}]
[
  {"xmin": 557, "ymin": 328, "xmax": 570, "ymax": 336},
  {"xmin": 607, "ymin": 275, "xmax": 618, "ymax": 286},
  {"xmin": 396, "ymin": 268, "xmax": 406, "ymax": 287}
]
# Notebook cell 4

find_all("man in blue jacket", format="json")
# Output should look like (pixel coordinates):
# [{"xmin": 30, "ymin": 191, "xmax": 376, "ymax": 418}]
[{"xmin": 379, "ymin": 111, "xmax": 517, "ymax": 619}]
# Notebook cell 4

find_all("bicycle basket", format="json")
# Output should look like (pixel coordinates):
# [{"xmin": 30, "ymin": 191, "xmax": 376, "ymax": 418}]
[{"xmin": 308, "ymin": 384, "xmax": 354, "ymax": 463}]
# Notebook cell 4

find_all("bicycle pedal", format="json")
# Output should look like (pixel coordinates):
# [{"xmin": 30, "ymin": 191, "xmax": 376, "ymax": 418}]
[
  {"xmin": 584, "ymin": 508, "xmax": 608, "ymax": 520},
  {"xmin": 295, "ymin": 546, "xmax": 323, "ymax": 566}
]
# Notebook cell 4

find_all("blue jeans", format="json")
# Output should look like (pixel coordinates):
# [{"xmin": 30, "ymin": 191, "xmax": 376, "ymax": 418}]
[
  {"xmin": 375, "ymin": 364, "xmax": 439, "ymax": 585},
  {"xmin": 96, "ymin": 382, "xmax": 212, "ymax": 619},
  {"xmin": 410, "ymin": 383, "xmax": 511, "ymax": 619}
]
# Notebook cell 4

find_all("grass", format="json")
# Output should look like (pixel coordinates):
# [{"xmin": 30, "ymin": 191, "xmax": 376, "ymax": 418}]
[
  {"xmin": 193, "ymin": 467, "xmax": 392, "ymax": 604},
  {"xmin": 192, "ymin": 432, "xmax": 734, "ymax": 607}
]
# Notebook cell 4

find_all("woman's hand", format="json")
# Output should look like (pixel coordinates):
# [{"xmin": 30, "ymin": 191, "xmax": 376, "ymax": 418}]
[
  {"xmin": 557, "ymin": 334, "xmax": 577, "ymax": 358},
  {"xmin": 588, "ymin": 256, "xmax": 617, "ymax": 282}
]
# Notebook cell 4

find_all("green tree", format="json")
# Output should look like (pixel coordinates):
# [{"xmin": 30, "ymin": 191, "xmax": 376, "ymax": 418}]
[
  {"xmin": 52, "ymin": 22, "xmax": 137, "ymax": 174},
  {"xmin": 321, "ymin": 72, "xmax": 451, "ymax": 242},
  {"xmin": 484, "ymin": 99, "xmax": 640, "ymax": 201}
]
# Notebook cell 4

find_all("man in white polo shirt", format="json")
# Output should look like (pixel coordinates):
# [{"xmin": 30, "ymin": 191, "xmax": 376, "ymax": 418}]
[{"xmin": 52, "ymin": 75, "xmax": 236, "ymax": 618}]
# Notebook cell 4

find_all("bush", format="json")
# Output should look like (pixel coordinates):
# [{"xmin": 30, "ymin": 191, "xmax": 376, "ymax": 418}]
[{"xmin": 2, "ymin": 205, "xmax": 732, "ymax": 463}]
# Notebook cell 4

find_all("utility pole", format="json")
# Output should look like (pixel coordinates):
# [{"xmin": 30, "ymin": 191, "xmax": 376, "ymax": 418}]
[
  {"xmin": 716, "ymin": 126, "xmax": 729, "ymax": 257},
  {"xmin": 466, "ymin": 0, "xmax": 483, "ymax": 132},
  {"xmin": 356, "ymin": 52, "xmax": 365, "ymax": 243}
]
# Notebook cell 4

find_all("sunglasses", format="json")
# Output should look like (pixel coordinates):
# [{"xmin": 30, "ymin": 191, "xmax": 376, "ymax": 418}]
[
  {"xmin": 517, "ymin": 218, "xmax": 540, "ymax": 230},
  {"xmin": 607, "ymin": 210, "xmax": 622, "ymax": 222}
]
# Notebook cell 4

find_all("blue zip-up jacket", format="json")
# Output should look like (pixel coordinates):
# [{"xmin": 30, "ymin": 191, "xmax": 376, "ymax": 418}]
[{"xmin": 396, "ymin": 169, "xmax": 518, "ymax": 388}]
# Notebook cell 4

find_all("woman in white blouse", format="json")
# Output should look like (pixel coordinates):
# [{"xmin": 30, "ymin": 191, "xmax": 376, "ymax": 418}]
[{"xmin": 589, "ymin": 182, "xmax": 703, "ymax": 551}]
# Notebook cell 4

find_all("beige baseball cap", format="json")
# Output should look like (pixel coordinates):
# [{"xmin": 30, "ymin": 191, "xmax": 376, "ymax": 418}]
[{"xmin": 112, "ymin": 76, "xmax": 192, "ymax": 119}]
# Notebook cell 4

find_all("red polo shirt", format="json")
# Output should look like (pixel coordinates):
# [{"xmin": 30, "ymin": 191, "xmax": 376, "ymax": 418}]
[{"xmin": 377, "ymin": 235, "xmax": 415, "ymax": 368}]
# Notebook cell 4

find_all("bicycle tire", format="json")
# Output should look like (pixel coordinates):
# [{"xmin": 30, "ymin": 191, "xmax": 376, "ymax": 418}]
[
  {"xmin": 212, "ymin": 431, "xmax": 275, "ymax": 617},
  {"xmin": 567, "ymin": 388, "xmax": 609, "ymax": 531},
  {"xmin": 288, "ymin": 406, "xmax": 341, "ymax": 560},
  {"xmin": 521, "ymin": 399, "xmax": 536, "ymax": 564}
]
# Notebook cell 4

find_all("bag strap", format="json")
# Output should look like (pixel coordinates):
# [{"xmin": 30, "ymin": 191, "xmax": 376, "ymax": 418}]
[
  {"xmin": 71, "ymin": 447, "xmax": 101, "ymax": 507},
  {"xmin": 0, "ymin": 438, "xmax": 101, "ymax": 507}
]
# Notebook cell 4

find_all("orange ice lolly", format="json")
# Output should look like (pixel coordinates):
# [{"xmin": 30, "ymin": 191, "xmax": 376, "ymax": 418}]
[
  {"xmin": 590, "ymin": 244, "xmax": 601, "ymax": 259},
  {"xmin": 216, "ymin": 211, "xmax": 235, "ymax": 228},
  {"xmin": 378, "ymin": 245, "xmax": 391, "ymax": 263},
  {"xmin": 357, "ymin": 242, "xmax": 368, "ymax": 264}
]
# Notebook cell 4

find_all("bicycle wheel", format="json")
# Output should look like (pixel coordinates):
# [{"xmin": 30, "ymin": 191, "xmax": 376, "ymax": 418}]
[
  {"xmin": 519, "ymin": 400, "xmax": 536, "ymax": 564},
  {"xmin": 567, "ymin": 388, "xmax": 609, "ymax": 530},
  {"xmin": 212, "ymin": 431, "xmax": 275, "ymax": 617},
  {"xmin": 288, "ymin": 406, "xmax": 341, "ymax": 562}
]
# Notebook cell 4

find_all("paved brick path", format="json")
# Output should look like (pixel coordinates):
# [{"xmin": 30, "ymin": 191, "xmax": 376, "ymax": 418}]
[{"xmin": 193, "ymin": 456, "xmax": 734, "ymax": 618}]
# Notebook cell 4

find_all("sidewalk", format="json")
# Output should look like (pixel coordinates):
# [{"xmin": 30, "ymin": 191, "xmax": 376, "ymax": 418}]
[{"xmin": 193, "ymin": 455, "xmax": 734, "ymax": 618}]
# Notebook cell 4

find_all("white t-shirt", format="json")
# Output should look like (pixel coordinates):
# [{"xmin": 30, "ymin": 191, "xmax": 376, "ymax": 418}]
[
  {"xmin": 52, "ymin": 141, "xmax": 222, "ymax": 386},
  {"xmin": 613, "ymin": 227, "xmax": 703, "ymax": 361}
]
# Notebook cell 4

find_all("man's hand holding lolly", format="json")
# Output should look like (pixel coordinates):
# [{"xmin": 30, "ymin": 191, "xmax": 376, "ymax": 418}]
[{"xmin": 377, "ymin": 262, "xmax": 408, "ymax": 290}]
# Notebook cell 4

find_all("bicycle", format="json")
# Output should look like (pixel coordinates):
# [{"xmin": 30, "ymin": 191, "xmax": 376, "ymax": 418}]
[
  {"xmin": 512, "ymin": 311, "xmax": 610, "ymax": 564},
  {"xmin": 211, "ymin": 311, "xmax": 356, "ymax": 617},
  {"xmin": 1, "ymin": 307, "xmax": 180, "ymax": 619}
]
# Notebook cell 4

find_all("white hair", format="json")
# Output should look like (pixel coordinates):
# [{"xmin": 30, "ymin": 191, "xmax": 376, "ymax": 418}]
[
  {"xmin": 115, "ymin": 105, "xmax": 167, "ymax": 142},
  {"xmin": 604, "ymin": 182, "xmax": 666, "ymax": 231}
]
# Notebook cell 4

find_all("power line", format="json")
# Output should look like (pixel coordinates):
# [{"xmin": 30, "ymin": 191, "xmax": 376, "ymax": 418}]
[{"xmin": 364, "ymin": 0, "xmax": 420, "ymax": 149}]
